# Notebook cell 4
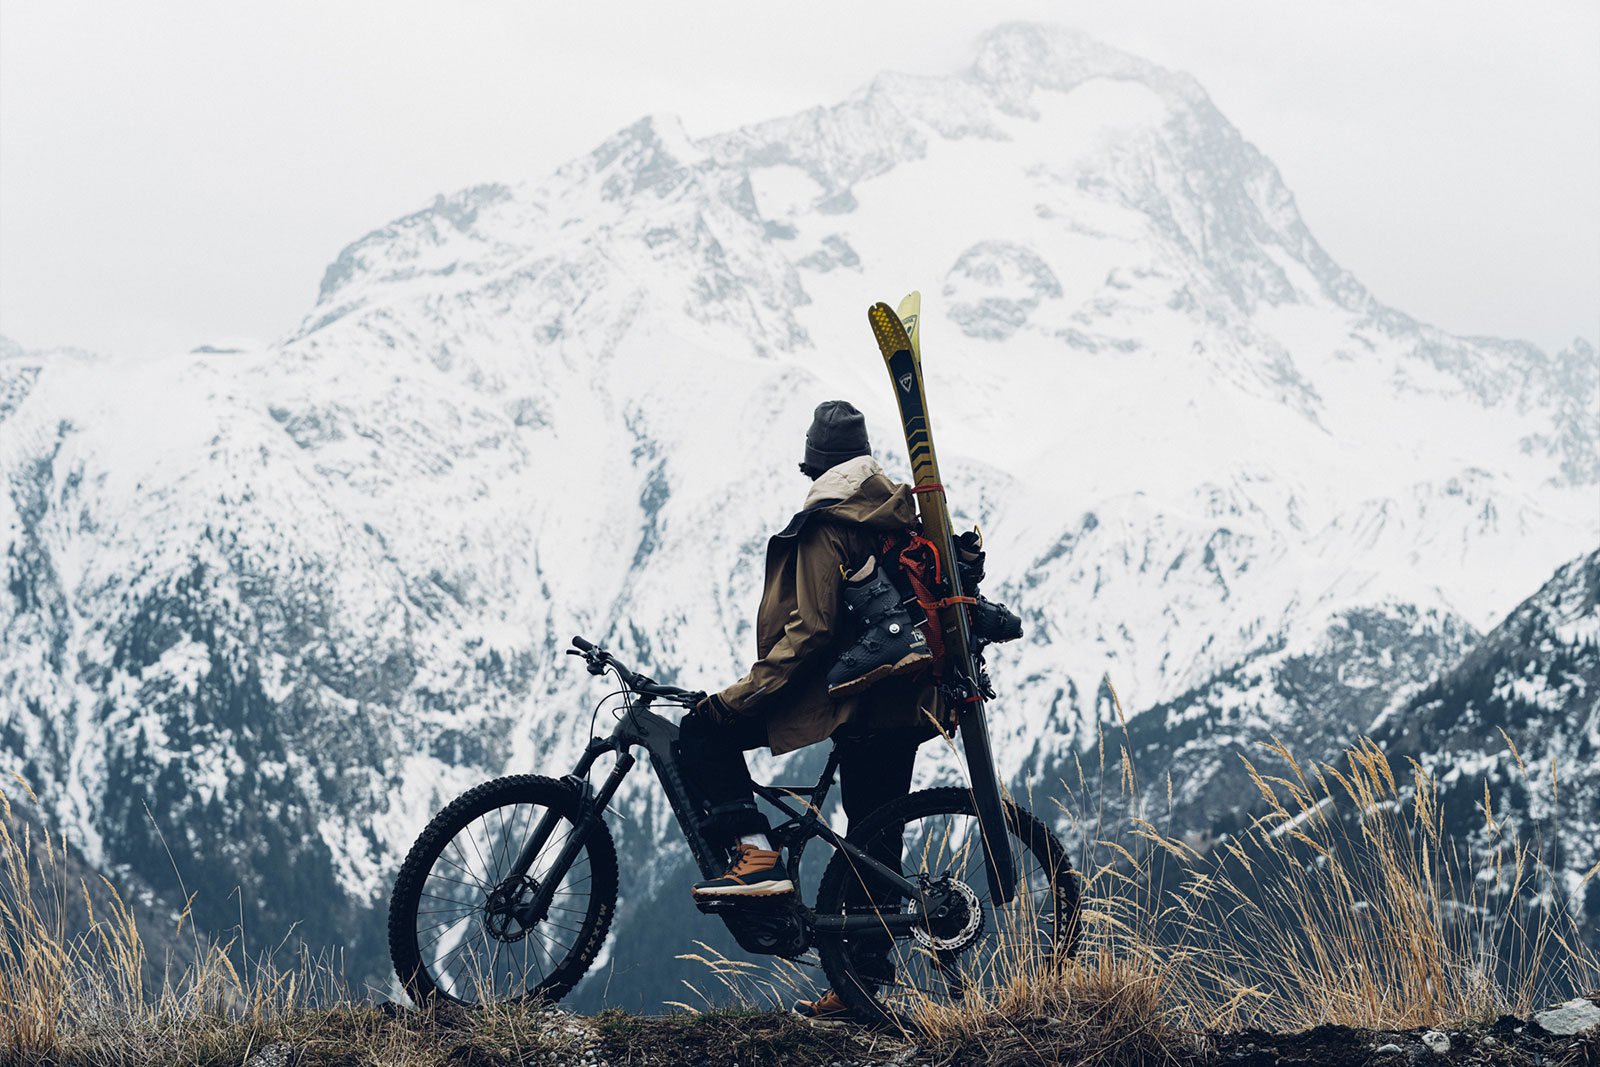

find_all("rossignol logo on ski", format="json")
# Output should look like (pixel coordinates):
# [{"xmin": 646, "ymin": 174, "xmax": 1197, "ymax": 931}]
[{"xmin": 898, "ymin": 373, "xmax": 914, "ymax": 392}]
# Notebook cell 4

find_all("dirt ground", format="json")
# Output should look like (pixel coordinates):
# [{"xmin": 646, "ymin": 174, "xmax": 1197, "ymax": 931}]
[{"xmin": 1205, "ymin": 1015, "xmax": 1596, "ymax": 1067}]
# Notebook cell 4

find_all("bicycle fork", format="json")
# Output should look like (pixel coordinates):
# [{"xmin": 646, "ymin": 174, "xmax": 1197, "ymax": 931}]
[{"xmin": 502, "ymin": 739, "xmax": 633, "ymax": 928}]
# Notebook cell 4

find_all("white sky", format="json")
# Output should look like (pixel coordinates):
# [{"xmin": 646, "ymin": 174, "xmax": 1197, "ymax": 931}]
[{"xmin": 1, "ymin": 0, "xmax": 1596, "ymax": 361}]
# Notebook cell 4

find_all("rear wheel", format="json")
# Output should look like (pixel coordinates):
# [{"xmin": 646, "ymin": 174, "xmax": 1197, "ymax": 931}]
[
  {"xmin": 814, "ymin": 786, "xmax": 1080, "ymax": 1029},
  {"xmin": 388, "ymin": 775, "xmax": 617, "ymax": 1006}
]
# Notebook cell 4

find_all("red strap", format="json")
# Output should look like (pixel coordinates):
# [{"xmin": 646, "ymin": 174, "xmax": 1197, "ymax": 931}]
[
  {"xmin": 903, "ymin": 567, "xmax": 946, "ymax": 674},
  {"xmin": 900, "ymin": 532, "xmax": 944, "ymax": 588},
  {"xmin": 894, "ymin": 531, "xmax": 950, "ymax": 677},
  {"xmin": 910, "ymin": 483, "xmax": 944, "ymax": 494}
]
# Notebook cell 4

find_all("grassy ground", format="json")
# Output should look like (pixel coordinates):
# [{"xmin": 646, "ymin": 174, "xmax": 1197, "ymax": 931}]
[
  {"xmin": 8, "ymin": 999, "xmax": 1596, "ymax": 1067},
  {"xmin": 5, "ymin": 732, "xmax": 1599, "ymax": 1065}
]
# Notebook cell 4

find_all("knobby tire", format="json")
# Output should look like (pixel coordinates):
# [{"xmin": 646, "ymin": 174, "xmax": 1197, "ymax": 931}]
[{"xmin": 388, "ymin": 774, "xmax": 618, "ymax": 1006}]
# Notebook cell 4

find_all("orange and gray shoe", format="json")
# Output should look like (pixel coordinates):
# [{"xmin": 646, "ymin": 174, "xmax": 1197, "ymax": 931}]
[
  {"xmin": 691, "ymin": 843, "xmax": 794, "ymax": 899},
  {"xmin": 793, "ymin": 989, "xmax": 852, "ymax": 1020}
]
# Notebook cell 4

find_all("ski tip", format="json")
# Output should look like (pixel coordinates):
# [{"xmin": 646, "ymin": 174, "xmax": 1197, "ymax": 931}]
[
  {"xmin": 896, "ymin": 291, "xmax": 921, "ymax": 348},
  {"xmin": 868, "ymin": 302, "xmax": 914, "ymax": 360}
]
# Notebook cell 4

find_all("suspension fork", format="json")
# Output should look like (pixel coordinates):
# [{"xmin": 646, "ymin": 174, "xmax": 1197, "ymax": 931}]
[{"xmin": 505, "ymin": 739, "xmax": 634, "ymax": 924}]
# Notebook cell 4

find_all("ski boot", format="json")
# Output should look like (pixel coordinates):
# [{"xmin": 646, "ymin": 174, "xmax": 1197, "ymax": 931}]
[
  {"xmin": 956, "ymin": 528, "xmax": 1023, "ymax": 644},
  {"xmin": 827, "ymin": 556, "xmax": 932, "ymax": 697}
]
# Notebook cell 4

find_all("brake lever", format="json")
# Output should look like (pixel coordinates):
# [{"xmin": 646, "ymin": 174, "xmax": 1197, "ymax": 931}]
[{"xmin": 565, "ymin": 648, "xmax": 608, "ymax": 676}]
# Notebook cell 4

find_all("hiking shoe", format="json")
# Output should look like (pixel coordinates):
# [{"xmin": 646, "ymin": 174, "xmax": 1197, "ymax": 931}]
[
  {"xmin": 827, "ymin": 556, "xmax": 932, "ymax": 697},
  {"xmin": 691, "ymin": 843, "xmax": 794, "ymax": 899},
  {"xmin": 793, "ymin": 989, "xmax": 852, "ymax": 1020}
]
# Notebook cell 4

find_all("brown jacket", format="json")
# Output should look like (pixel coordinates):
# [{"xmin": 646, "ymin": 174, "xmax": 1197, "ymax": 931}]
[{"xmin": 718, "ymin": 456, "xmax": 942, "ymax": 755}]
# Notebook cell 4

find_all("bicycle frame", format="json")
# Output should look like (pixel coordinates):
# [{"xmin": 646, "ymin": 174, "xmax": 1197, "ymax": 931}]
[{"xmin": 504, "ymin": 699, "xmax": 939, "ymax": 941}]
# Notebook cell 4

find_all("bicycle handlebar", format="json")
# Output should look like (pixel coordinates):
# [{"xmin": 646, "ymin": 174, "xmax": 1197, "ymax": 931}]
[{"xmin": 568, "ymin": 635, "xmax": 701, "ymax": 704}]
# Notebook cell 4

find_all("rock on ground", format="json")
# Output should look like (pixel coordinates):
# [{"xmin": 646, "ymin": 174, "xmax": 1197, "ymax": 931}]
[{"xmin": 1532, "ymin": 997, "xmax": 1600, "ymax": 1036}]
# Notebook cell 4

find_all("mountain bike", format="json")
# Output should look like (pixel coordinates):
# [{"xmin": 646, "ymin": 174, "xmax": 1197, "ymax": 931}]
[{"xmin": 388, "ymin": 636, "xmax": 1080, "ymax": 1027}]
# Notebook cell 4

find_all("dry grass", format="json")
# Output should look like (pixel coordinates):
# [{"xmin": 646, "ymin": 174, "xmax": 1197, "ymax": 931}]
[
  {"xmin": 0, "ymin": 778, "xmax": 543, "ymax": 1066},
  {"xmin": 6, "ymin": 710, "xmax": 1598, "ymax": 1065},
  {"xmin": 885, "ymin": 702, "xmax": 1600, "ymax": 1062},
  {"xmin": 1158, "ymin": 735, "xmax": 1586, "ymax": 1030},
  {"xmin": 0, "ymin": 780, "xmax": 852, "ymax": 1066}
]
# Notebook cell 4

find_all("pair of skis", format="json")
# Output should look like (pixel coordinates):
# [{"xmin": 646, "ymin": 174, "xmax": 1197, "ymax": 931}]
[{"xmin": 868, "ymin": 294, "xmax": 1016, "ymax": 904}]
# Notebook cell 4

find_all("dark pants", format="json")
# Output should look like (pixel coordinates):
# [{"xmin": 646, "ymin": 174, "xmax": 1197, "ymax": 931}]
[{"xmin": 677, "ymin": 713, "xmax": 920, "ymax": 859}]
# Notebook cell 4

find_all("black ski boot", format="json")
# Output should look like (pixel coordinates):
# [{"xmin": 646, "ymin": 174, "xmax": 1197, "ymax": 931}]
[
  {"xmin": 827, "ymin": 556, "xmax": 932, "ymax": 697},
  {"xmin": 957, "ymin": 528, "xmax": 1023, "ymax": 644}
]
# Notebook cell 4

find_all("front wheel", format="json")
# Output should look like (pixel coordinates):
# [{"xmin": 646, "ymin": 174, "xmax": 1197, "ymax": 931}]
[
  {"xmin": 814, "ymin": 786, "xmax": 1081, "ymax": 1029},
  {"xmin": 388, "ymin": 775, "xmax": 618, "ymax": 1006}
]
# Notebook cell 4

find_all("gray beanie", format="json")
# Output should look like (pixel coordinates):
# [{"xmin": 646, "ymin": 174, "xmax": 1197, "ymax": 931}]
[{"xmin": 803, "ymin": 400, "xmax": 871, "ymax": 473}]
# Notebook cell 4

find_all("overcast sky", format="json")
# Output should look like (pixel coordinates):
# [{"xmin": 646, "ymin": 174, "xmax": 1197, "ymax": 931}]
[{"xmin": 1, "ymin": 0, "xmax": 1596, "ymax": 360}]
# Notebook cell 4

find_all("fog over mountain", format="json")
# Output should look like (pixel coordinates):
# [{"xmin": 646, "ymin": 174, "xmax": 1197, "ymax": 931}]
[{"xmin": 2, "ymin": 24, "xmax": 1594, "ymax": 1007}]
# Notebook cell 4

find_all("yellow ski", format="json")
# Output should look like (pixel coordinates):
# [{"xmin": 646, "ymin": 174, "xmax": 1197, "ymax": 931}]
[{"xmin": 867, "ymin": 295, "xmax": 1017, "ymax": 903}]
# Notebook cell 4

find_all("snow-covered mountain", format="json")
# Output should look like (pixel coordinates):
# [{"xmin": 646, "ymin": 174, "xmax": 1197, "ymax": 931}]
[
  {"xmin": 3, "ymin": 23, "xmax": 1595, "ymax": 1006},
  {"xmin": 1374, "ymin": 548, "xmax": 1599, "ymax": 929}
]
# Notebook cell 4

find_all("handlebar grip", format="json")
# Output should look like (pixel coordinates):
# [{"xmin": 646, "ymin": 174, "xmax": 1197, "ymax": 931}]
[{"xmin": 571, "ymin": 635, "xmax": 595, "ymax": 652}]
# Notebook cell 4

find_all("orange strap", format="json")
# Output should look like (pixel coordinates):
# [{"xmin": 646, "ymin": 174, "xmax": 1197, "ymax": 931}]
[
  {"xmin": 903, "ymin": 565, "xmax": 946, "ymax": 674},
  {"xmin": 899, "ymin": 531, "xmax": 944, "ymax": 587},
  {"xmin": 910, "ymin": 483, "xmax": 944, "ymax": 494},
  {"xmin": 893, "ymin": 531, "xmax": 948, "ymax": 675}
]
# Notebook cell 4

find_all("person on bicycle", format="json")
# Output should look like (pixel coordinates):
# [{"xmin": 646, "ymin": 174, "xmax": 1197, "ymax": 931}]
[{"xmin": 681, "ymin": 399, "xmax": 941, "ymax": 1017}]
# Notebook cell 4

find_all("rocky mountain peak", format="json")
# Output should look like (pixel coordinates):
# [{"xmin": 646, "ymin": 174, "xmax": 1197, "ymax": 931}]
[{"xmin": 970, "ymin": 22, "xmax": 1194, "ymax": 106}]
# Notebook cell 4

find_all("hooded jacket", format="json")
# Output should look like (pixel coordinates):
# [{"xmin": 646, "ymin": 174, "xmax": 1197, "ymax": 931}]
[{"xmin": 717, "ymin": 455, "xmax": 942, "ymax": 755}]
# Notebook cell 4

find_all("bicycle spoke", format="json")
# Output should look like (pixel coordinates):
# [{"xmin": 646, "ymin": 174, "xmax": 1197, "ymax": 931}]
[
  {"xmin": 425, "ymin": 914, "xmax": 476, "ymax": 970},
  {"xmin": 419, "ymin": 883, "xmax": 480, "ymax": 902},
  {"xmin": 434, "ymin": 848, "xmax": 491, "ymax": 890},
  {"xmin": 489, "ymin": 931, "xmax": 507, "ymax": 998},
  {"xmin": 463, "ymin": 818, "xmax": 496, "ymax": 887},
  {"xmin": 416, "ymin": 909, "xmax": 480, "ymax": 934},
  {"xmin": 415, "ymin": 904, "xmax": 481, "ymax": 919},
  {"xmin": 490, "ymin": 803, "xmax": 515, "ymax": 879},
  {"xmin": 526, "ymin": 925, "xmax": 550, "ymax": 983},
  {"xmin": 419, "ymin": 919, "xmax": 470, "ymax": 956},
  {"xmin": 545, "ymin": 902, "xmax": 588, "ymax": 917}
]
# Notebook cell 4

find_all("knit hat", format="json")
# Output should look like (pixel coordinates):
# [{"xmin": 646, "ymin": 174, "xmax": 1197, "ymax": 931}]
[{"xmin": 803, "ymin": 400, "xmax": 871, "ymax": 473}]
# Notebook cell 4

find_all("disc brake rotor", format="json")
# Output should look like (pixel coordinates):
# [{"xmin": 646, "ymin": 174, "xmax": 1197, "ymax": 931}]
[{"xmin": 910, "ymin": 878, "xmax": 984, "ymax": 953}]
